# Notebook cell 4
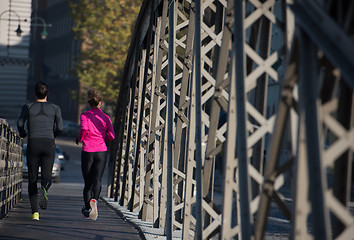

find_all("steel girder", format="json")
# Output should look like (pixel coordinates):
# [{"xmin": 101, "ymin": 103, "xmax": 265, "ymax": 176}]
[{"xmin": 109, "ymin": 0, "xmax": 354, "ymax": 239}]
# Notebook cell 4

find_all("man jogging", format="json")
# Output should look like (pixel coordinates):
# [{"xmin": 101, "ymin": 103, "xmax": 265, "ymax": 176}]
[{"xmin": 17, "ymin": 81, "xmax": 63, "ymax": 220}]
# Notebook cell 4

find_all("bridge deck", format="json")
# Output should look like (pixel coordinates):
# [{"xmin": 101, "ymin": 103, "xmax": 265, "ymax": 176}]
[
  {"xmin": 0, "ymin": 137, "xmax": 142, "ymax": 240},
  {"xmin": 0, "ymin": 181, "xmax": 142, "ymax": 240}
]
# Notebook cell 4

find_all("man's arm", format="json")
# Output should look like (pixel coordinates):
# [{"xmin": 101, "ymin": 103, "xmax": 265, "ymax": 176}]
[{"xmin": 17, "ymin": 105, "xmax": 28, "ymax": 138}]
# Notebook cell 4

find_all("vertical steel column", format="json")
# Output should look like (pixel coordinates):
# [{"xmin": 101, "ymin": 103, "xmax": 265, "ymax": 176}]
[
  {"xmin": 110, "ymin": 99, "xmax": 128, "ymax": 200},
  {"xmin": 132, "ymin": 50, "xmax": 147, "ymax": 207},
  {"xmin": 147, "ymin": 1, "xmax": 164, "ymax": 227},
  {"xmin": 292, "ymin": 107, "xmax": 312, "ymax": 240},
  {"xmin": 194, "ymin": 0, "xmax": 203, "ymax": 239},
  {"xmin": 173, "ymin": 2, "xmax": 195, "ymax": 227},
  {"xmin": 299, "ymin": 29, "xmax": 331, "ymax": 239},
  {"xmin": 254, "ymin": 40, "xmax": 298, "ymax": 240},
  {"xmin": 234, "ymin": 0, "xmax": 251, "ymax": 239},
  {"xmin": 167, "ymin": 0, "xmax": 175, "ymax": 238},
  {"xmin": 137, "ymin": 0, "xmax": 156, "ymax": 220},
  {"xmin": 160, "ymin": 116, "xmax": 169, "ymax": 230},
  {"xmin": 123, "ymin": 52, "xmax": 145, "ymax": 206},
  {"xmin": 185, "ymin": 0, "xmax": 232, "ymax": 237},
  {"xmin": 201, "ymin": 0, "xmax": 229, "ymax": 231},
  {"xmin": 116, "ymin": 54, "xmax": 140, "ymax": 203},
  {"xmin": 202, "ymin": 0, "xmax": 234, "ymax": 238},
  {"xmin": 221, "ymin": 38, "xmax": 240, "ymax": 240},
  {"xmin": 182, "ymin": 59, "xmax": 197, "ymax": 239},
  {"xmin": 109, "ymin": 42, "xmax": 138, "ymax": 199},
  {"xmin": 249, "ymin": 5, "xmax": 272, "ymax": 199},
  {"xmin": 111, "ymin": 69, "xmax": 134, "ymax": 201},
  {"xmin": 153, "ymin": 0, "xmax": 169, "ymax": 230}
]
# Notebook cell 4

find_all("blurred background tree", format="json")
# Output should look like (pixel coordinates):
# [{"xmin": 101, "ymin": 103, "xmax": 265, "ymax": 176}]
[{"xmin": 69, "ymin": 0, "xmax": 142, "ymax": 114}]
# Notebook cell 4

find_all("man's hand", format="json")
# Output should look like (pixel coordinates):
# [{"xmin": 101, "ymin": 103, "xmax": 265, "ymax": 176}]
[
  {"xmin": 75, "ymin": 137, "xmax": 80, "ymax": 145},
  {"xmin": 19, "ymin": 131, "xmax": 27, "ymax": 138}
]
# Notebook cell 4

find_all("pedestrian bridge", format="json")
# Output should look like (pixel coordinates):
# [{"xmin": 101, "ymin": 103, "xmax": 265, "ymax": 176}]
[{"xmin": 2, "ymin": 0, "xmax": 354, "ymax": 239}]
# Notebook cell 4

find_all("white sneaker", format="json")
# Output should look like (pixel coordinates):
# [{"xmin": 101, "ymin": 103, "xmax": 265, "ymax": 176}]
[{"xmin": 89, "ymin": 199, "xmax": 98, "ymax": 220}]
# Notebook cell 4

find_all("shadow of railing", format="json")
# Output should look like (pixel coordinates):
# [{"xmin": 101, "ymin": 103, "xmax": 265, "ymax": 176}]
[{"xmin": 0, "ymin": 118, "xmax": 23, "ymax": 219}]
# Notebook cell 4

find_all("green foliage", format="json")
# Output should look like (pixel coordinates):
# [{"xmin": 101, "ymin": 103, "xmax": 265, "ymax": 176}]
[{"xmin": 69, "ymin": 0, "xmax": 142, "ymax": 105}]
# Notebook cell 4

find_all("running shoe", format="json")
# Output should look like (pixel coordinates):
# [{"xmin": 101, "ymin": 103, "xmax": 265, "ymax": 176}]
[
  {"xmin": 81, "ymin": 206, "xmax": 91, "ymax": 219},
  {"xmin": 89, "ymin": 199, "xmax": 98, "ymax": 220},
  {"xmin": 30, "ymin": 212, "xmax": 39, "ymax": 221},
  {"xmin": 39, "ymin": 186, "xmax": 48, "ymax": 210}
]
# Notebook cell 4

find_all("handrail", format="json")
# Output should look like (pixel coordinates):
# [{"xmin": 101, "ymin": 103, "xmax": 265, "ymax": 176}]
[{"xmin": 0, "ymin": 118, "xmax": 23, "ymax": 219}]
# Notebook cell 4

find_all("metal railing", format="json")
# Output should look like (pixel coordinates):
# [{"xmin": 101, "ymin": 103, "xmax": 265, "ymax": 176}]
[
  {"xmin": 0, "ymin": 118, "xmax": 23, "ymax": 219},
  {"xmin": 107, "ymin": 0, "xmax": 354, "ymax": 239}
]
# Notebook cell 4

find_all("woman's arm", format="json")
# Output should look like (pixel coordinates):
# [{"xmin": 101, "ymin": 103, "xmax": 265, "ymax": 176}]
[
  {"xmin": 78, "ymin": 113, "xmax": 89, "ymax": 142},
  {"xmin": 105, "ymin": 117, "xmax": 115, "ymax": 142}
]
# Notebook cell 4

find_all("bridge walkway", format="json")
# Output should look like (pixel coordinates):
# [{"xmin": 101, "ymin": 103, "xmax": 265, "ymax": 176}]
[
  {"xmin": 0, "ymin": 136, "xmax": 143, "ymax": 240},
  {"xmin": 0, "ymin": 180, "xmax": 143, "ymax": 240}
]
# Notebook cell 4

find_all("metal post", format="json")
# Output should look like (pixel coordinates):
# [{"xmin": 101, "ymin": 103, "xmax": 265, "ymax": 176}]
[
  {"xmin": 292, "ymin": 106, "xmax": 312, "ymax": 240},
  {"xmin": 172, "ymin": 1, "xmax": 195, "ymax": 227},
  {"xmin": 299, "ymin": 29, "xmax": 331, "ymax": 240},
  {"xmin": 137, "ymin": 0, "xmax": 156, "ymax": 219},
  {"xmin": 194, "ymin": 0, "xmax": 203, "ymax": 239},
  {"xmin": 234, "ymin": 0, "xmax": 251, "ymax": 239},
  {"xmin": 167, "ymin": 0, "xmax": 175, "ymax": 238},
  {"xmin": 156, "ymin": 0, "xmax": 170, "ymax": 230},
  {"xmin": 124, "ymin": 53, "xmax": 140, "ymax": 207},
  {"xmin": 254, "ymin": 40, "xmax": 299, "ymax": 240}
]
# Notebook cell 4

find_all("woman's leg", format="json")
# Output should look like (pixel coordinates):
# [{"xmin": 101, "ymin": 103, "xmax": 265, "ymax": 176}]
[
  {"xmin": 81, "ymin": 151, "xmax": 94, "ymax": 209},
  {"xmin": 91, "ymin": 151, "xmax": 107, "ymax": 200}
]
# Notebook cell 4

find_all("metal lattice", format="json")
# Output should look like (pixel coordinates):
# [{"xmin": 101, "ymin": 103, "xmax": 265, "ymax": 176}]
[{"xmin": 107, "ymin": 0, "xmax": 354, "ymax": 239}]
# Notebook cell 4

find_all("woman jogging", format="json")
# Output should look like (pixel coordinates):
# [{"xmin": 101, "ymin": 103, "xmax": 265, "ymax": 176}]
[
  {"xmin": 17, "ymin": 81, "xmax": 63, "ymax": 220},
  {"xmin": 77, "ymin": 88, "xmax": 115, "ymax": 220}
]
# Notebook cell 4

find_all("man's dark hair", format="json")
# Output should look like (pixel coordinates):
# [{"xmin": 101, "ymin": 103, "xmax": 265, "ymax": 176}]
[{"xmin": 34, "ymin": 81, "xmax": 49, "ymax": 99}]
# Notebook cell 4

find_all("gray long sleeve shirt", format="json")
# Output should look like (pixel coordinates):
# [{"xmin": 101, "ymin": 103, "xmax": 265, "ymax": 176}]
[{"xmin": 17, "ymin": 101, "xmax": 63, "ymax": 139}]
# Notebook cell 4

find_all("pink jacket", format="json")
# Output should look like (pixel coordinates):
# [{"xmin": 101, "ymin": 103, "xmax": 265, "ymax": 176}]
[{"xmin": 78, "ymin": 108, "xmax": 115, "ymax": 152}]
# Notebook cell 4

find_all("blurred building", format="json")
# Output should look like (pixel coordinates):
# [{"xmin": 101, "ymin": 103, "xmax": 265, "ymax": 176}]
[
  {"xmin": 28, "ymin": 0, "xmax": 80, "ymax": 122},
  {"xmin": 0, "ymin": 0, "xmax": 32, "ymax": 127}
]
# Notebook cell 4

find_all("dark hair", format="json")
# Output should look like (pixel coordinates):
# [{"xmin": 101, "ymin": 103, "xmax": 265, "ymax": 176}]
[
  {"xmin": 34, "ymin": 81, "xmax": 49, "ymax": 99},
  {"xmin": 87, "ymin": 88, "xmax": 102, "ymax": 107}
]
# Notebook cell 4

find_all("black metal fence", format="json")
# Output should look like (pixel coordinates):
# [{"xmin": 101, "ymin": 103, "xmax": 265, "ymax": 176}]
[{"xmin": 0, "ymin": 118, "xmax": 23, "ymax": 219}]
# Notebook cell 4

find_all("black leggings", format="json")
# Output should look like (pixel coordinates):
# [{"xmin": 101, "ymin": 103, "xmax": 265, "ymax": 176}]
[
  {"xmin": 27, "ymin": 139, "xmax": 55, "ymax": 213},
  {"xmin": 81, "ymin": 151, "xmax": 107, "ymax": 209}
]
